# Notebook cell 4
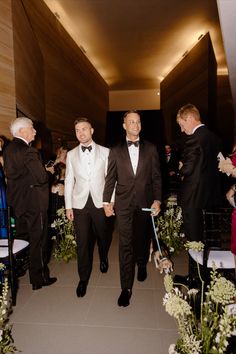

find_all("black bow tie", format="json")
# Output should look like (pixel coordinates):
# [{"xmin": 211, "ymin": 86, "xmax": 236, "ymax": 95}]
[
  {"xmin": 127, "ymin": 140, "xmax": 139, "ymax": 147},
  {"xmin": 81, "ymin": 145, "xmax": 92, "ymax": 152}
]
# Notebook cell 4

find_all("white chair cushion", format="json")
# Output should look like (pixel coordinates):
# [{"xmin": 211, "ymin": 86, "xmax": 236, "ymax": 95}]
[
  {"xmin": 189, "ymin": 249, "xmax": 235, "ymax": 269},
  {"xmin": 0, "ymin": 239, "xmax": 29, "ymax": 258}
]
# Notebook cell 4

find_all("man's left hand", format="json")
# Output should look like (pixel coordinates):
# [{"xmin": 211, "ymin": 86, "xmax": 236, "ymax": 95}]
[{"xmin": 150, "ymin": 201, "xmax": 161, "ymax": 216}]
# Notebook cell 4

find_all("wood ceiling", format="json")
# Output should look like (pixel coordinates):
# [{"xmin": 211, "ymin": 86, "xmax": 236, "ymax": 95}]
[{"xmin": 43, "ymin": 0, "xmax": 227, "ymax": 91}]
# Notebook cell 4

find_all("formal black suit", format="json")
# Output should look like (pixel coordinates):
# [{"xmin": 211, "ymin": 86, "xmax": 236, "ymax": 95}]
[
  {"xmin": 177, "ymin": 125, "xmax": 221, "ymax": 241},
  {"xmin": 103, "ymin": 139, "xmax": 162, "ymax": 290},
  {"xmin": 3, "ymin": 137, "xmax": 51, "ymax": 285}
]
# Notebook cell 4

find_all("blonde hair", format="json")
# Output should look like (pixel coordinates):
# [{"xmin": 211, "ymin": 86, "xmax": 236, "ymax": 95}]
[{"xmin": 176, "ymin": 104, "xmax": 201, "ymax": 123}]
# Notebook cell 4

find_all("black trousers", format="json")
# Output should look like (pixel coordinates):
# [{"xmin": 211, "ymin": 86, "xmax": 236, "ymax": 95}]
[
  {"xmin": 116, "ymin": 206, "xmax": 152, "ymax": 290},
  {"xmin": 73, "ymin": 195, "xmax": 111, "ymax": 283},
  {"xmin": 15, "ymin": 209, "xmax": 50, "ymax": 285}
]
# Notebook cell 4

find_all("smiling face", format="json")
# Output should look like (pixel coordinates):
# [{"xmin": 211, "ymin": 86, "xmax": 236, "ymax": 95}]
[
  {"xmin": 75, "ymin": 121, "xmax": 94, "ymax": 145},
  {"xmin": 123, "ymin": 112, "xmax": 141, "ymax": 140}
]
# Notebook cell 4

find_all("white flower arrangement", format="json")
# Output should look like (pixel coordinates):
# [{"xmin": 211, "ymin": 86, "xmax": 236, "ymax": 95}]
[
  {"xmin": 156, "ymin": 195, "xmax": 185, "ymax": 255},
  {"xmin": 163, "ymin": 242, "xmax": 236, "ymax": 354},
  {"xmin": 51, "ymin": 207, "xmax": 77, "ymax": 262}
]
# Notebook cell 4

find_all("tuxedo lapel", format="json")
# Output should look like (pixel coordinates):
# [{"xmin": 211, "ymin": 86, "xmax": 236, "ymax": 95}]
[
  {"xmin": 135, "ymin": 140, "xmax": 145, "ymax": 177},
  {"xmin": 75, "ymin": 146, "xmax": 89, "ymax": 178},
  {"xmin": 90, "ymin": 144, "xmax": 99, "ymax": 176}
]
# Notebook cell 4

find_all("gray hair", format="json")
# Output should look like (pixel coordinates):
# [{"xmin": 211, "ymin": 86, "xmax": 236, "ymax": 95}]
[{"xmin": 10, "ymin": 117, "xmax": 33, "ymax": 137}]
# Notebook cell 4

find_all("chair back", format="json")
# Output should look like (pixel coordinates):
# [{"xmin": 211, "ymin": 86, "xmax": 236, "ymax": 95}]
[{"xmin": 202, "ymin": 207, "xmax": 232, "ymax": 266}]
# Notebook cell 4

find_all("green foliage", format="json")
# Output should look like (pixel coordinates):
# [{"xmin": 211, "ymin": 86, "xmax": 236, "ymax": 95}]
[
  {"xmin": 51, "ymin": 207, "xmax": 77, "ymax": 262},
  {"xmin": 156, "ymin": 195, "xmax": 185, "ymax": 255}
]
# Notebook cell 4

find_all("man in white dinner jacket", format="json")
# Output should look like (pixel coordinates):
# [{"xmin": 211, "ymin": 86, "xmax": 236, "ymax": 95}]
[{"xmin": 65, "ymin": 117, "xmax": 112, "ymax": 298}]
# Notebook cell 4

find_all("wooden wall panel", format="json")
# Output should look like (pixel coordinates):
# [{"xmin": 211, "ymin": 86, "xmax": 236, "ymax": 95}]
[
  {"xmin": 21, "ymin": 0, "xmax": 109, "ymax": 145},
  {"xmin": 0, "ymin": 0, "xmax": 16, "ymax": 139},
  {"xmin": 12, "ymin": 0, "xmax": 45, "ymax": 123},
  {"xmin": 216, "ymin": 75, "xmax": 235, "ymax": 153},
  {"xmin": 161, "ymin": 33, "xmax": 217, "ymax": 145}
]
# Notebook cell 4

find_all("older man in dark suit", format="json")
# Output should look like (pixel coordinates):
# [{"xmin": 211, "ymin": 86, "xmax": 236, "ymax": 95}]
[
  {"xmin": 3, "ymin": 117, "xmax": 56, "ymax": 290},
  {"xmin": 103, "ymin": 110, "xmax": 162, "ymax": 307},
  {"xmin": 174, "ymin": 104, "xmax": 221, "ymax": 283}
]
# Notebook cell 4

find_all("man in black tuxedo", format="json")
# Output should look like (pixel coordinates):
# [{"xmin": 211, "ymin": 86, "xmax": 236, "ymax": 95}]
[
  {"xmin": 103, "ymin": 110, "xmax": 162, "ymax": 307},
  {"xmin": 3, "ymin": 117, "xmax": 57, "ymax": 290},
  {"xmin": 175, "ymin": 104, "xmax": 221, "ymax": 283}
]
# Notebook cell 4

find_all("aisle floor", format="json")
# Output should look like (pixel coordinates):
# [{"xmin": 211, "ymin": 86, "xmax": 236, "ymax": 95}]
[{"xmin": 11, "ymin": 230, "xmax": 188, "ymax": 354}]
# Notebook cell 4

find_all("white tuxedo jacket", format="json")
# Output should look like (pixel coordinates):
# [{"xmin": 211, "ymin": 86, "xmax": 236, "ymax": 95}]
[{"xmin": 64, "ymin": 142, "xmax": 110, "ymax": 209}]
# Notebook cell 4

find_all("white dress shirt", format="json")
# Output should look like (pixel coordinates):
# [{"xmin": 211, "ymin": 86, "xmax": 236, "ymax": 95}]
[
  {"xmin": 127, "ymin": 139, "xmax": 139, "ymax": 175},
  {"xmin": 80, "ymin": 141, "xmax": 95, "ymax": 177}
]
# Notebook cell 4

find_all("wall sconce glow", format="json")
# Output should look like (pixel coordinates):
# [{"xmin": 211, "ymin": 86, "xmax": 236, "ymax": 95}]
[
  {"xmin": 217, "ymin": 67, "xmax": 228, "ymax": 75},
  {"xmin": 156, "ymin": 91, "xmax": 160, "ymax": 96}
]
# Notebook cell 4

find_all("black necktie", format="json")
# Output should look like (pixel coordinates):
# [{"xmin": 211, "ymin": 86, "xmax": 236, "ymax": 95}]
[
  {"xmin": 127, "ymin": 140, "xmax": 139, "ymax": 147},
  {"xmin": 81, "ymin": 145, "xmax": 92, "ymax": 152}
]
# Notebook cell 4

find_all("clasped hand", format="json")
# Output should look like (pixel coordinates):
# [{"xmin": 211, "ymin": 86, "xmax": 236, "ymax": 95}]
[{"xmin": 103, "ymin": 203, "xmax": 114, "ymax": 217}]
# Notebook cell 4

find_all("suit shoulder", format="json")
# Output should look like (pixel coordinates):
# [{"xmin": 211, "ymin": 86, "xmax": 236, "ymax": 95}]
[
  {"xmin": 67, "ymin": 146, "xmax": 79, "ymax": 157},
  {"xmin": 143, "ymin": 139, "xmax": 155, "ymax": 147},
  {"xmin": 110, "ymin": 141, "xmax": 126, "ymax": 150},
  {"xmin": 96, "ymin": 144, "xmax": 109, "ymax": 153},
  {"xmin": 142, "ymin": 139, "xmax": 158, "ymax": 151},
  {"xmin": 4, "ymin": 138, "xmax": 27, "ymax": 153},
  {"xmin": 197, "ymin": 126, "xmax": 220, "ymax": 143}
]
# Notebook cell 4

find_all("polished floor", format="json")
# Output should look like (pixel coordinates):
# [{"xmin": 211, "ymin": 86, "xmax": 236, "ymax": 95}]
[{"xmin": 11, "ymin": 229, "xmax": 188, "ymax": 354}]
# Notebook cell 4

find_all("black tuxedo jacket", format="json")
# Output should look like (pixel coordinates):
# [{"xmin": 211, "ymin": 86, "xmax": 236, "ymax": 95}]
[
  {"xmin": 177, "ymin": 126, "xmax": 221, "ymax": 209},
  {"xmin": 3, "ymin": 138, "xmax": 49, "ymax": 217},
  {"xmin": 103, "ymin": 139, "xmax": 162, "ymax": 210}
]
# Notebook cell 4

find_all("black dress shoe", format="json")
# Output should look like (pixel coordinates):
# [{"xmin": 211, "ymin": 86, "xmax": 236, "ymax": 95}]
[
  {"xmin": 137, "ymin": 266, "xmax": 147, "ymax": 282},
  {"xmin": 44, "ymin": 277, "xmax": 57, "ymax": 286},
  {"xmin": 100, "ymin": 259, "xmax": 109, "ymax": 273},
  {"xmin": 117, "ymin": 289, "xmax": 132, "ymax": 307},
  {"xmin": 76, "ymin": 281, "xmax": 87, "ymax": 297},
  {"xmin": 32, "ymin": 277, "xmax": 57, "ymax": 290}
]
